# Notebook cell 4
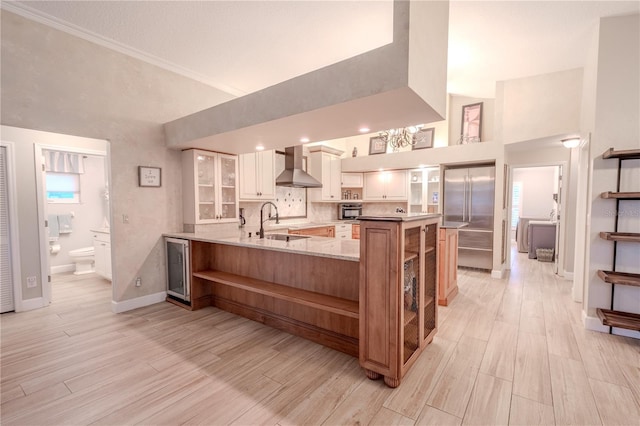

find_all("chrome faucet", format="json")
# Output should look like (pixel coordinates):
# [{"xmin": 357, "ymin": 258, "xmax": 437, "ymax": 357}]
[{"xmin": 259, "ymin": 202, "xmax": 279, "ymax": 238}]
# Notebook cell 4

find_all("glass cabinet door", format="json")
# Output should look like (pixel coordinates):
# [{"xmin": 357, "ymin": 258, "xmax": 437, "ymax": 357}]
[
  {"xmin": 410, "ymin": 171, "xmax": 424, "ymax": 214},
  {"xmin": 403, "ymin": 226, "xmax": 421, "ymax": 364},
  {"xmin": 423, "ymin": 223, "xmax": 437, "ymax": 342},
  {"xmin": 196, "ymin": 153, "xmax": 216, "ymax": 221},
  {"xmin": 218, "ymin": 155, "xmax": 237, "ymax": 219}
]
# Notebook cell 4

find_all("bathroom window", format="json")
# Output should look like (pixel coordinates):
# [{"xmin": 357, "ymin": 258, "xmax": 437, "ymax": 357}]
[{"xmin": 46, "ymin": 172, "xmax": 80, "ymax": 203}]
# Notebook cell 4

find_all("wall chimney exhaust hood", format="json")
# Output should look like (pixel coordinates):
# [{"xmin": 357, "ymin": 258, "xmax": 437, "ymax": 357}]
[
  {"xmin": 275, "ymin": 146, "xmax": 322, "ymax": 188},
  {"xmin": 164, "ymin": 1, "xmax": 449, "ymax": 154}
]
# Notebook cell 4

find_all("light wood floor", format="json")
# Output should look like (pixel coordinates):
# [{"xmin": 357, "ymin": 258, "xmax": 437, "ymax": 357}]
[{"xmin": 1, "ymin": 248, "xmax": 639, "ymax": 425}]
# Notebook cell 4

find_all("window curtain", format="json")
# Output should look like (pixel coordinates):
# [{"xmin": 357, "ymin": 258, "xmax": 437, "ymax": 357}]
[{"xmin": 43, "ymin": 150, "xmax": 85, "ymax": 174}]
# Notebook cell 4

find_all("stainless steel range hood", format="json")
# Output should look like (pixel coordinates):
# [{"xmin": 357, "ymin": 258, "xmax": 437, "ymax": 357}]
[{"xmin": 275, "ymin": 146, "xmax": 322, "ymax": 188}]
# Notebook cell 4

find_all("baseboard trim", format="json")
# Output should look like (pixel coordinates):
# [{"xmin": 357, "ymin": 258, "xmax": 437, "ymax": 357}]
[
  {"xmin": 19, "ymin": 297, "xmax": 46, "ymax": 312},
  {"xmin": 491, "ymin": 269, "xmax": 505, "ymax": 279},
  {"xmin": 111, "ymin": 291, "xmax": 167, "ymax": 313},
  {"xmin": 563, "ymin": 270, "xmax": 574, "ymax": 280},
  {"xmin": 583, "ymin": 311, "xmax": 611, "ymax": 333},
  {"xmin": 51, "ymin": 264, "xmax": 75, "ymax": 274}
]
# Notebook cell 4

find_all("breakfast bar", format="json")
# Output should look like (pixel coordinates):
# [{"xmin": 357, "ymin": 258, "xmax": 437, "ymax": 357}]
[
  {"xmin": 164, "ymin": 231, "xmax": 361, "ymax": 356},
  {"xmin": 164, "ymin": 212, "xmax": 440, "ymax": 386}
]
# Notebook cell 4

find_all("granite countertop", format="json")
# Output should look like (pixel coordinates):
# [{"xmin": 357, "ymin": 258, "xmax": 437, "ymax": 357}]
[
  {"xmin": 358, "ymin": 213, "xmax": 441, "ymax": 222},
  {"xmin": 164, "ymin": 230, "xmax": 360, "ymax": 262}
]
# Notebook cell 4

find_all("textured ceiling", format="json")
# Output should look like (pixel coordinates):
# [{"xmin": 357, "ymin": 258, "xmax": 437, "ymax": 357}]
[{"xmin": 4, "ymin": 0, "xmax": 639, "ymax": 99}]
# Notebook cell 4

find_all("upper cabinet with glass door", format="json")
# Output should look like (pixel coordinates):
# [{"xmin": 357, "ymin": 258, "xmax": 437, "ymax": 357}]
[
  {"xmin": 182, "ymin": 149, "xmax": 238, "ymax": 224},
  {"xmin": 409, "ymin": 167, "xmax": 440, "ymax": 214}
]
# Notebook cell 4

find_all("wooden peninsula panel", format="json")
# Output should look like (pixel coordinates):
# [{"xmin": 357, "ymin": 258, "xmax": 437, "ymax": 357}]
[
  {"xmin": 189, "ymin": 240, "xmax": 359, "ymax": 356},
  {"xmin": 438, "ymin": 227, "xmax": 459, "ymax": 306}
]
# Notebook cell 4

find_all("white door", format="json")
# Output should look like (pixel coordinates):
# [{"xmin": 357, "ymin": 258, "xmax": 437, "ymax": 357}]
[
  {"xmin": 239, "ymin": 152, "xmax": 258, "ymax": 199},
  {"xmin": 0, "ymin": 146, "xmax": 14, "ymax": 312}
]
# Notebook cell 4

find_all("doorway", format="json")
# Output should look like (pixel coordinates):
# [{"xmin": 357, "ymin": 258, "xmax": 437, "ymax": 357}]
[
  {"xmin": 34, "ymin": 138, "xmax": 112, "ymax": 307},
  {"xmin": 509, "ymin": 164, "xmax": 564, "ymax": 274}
]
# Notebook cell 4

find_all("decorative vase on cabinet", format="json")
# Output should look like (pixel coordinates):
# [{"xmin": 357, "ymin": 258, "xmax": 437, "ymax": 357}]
[{"xmin": 358, "ymin": 214, "xmax": 439, "ymax": 387}]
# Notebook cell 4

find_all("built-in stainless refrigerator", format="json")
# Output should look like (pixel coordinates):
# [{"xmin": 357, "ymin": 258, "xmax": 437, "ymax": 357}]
[
  {"xmin": 165, "ymin": 237, "xmax": 190, "ymax": 303},
  {"xmin": 443, "ymin": 165, "xmax": 495, "ymax": 270}
]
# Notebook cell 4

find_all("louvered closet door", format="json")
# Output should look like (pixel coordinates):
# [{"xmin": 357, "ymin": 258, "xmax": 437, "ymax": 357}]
[{"xmin": 0, "ymin": 146, "xmax": 15, "ymax": 313}]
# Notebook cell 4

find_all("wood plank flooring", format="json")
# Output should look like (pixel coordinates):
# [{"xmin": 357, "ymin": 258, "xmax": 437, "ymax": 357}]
[{"xmin": 2, "ymin": 246, "xmax": 639, "ymax": 425}]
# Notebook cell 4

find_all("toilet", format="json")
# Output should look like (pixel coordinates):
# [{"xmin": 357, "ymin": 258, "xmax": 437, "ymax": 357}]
[{"xmin": 69, "ymin": 246, "xmax": 95, "ymax": 275}]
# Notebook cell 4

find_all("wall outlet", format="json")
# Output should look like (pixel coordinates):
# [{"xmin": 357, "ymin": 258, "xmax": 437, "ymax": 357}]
[
  {"xmin": 135, "ymin": 277, "xmax": 141, "ymax": 287},
  {"xmin": 26, "ymin": 276, "xmax": 37, "ymax": 288}
]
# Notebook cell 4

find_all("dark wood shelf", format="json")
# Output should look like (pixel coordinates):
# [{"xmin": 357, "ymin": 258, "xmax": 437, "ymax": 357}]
[
  {"xmin": 599, "ymin": 232, "xmax": 640, "ymax": 243},
  {"xmin": 597, "ymin": 270, "xmax": 640, "ymax": 288},
  {"xmin": 602, "ymin": 148, "xmax": 640, "ymax": 160},
  {"xmin": 600, "ymin": 191, "xmax": 640, "ymax": 200},
  {"xmin": 597, "ymin": 308, "xmax": 640, "ymax": 331}
]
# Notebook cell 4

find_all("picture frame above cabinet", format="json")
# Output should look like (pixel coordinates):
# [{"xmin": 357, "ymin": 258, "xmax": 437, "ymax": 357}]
[{"xmin": 182, "ymin": 149, "xmax": 239, "ymax": 225}]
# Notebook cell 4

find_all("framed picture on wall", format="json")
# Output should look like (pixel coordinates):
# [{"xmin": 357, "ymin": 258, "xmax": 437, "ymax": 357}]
[
  {"xmin": 369, "ymin": 136, "xmax": 387, "ymax": 155},
  {"xmin": 460, "ymin": 102, "xmax": 483, "ymax": 144},
  {"xmin": 412, "ymin": 127, "xmax": 435, "ymax": 150},
  {"xmin": 138, "ymin": 166, "xmax": 162, "ymax": 187}
]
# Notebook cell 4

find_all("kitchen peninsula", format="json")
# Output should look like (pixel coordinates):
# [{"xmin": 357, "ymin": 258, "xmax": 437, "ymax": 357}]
[{"xmin": 164, "ymin": 212, "xmax": 439, "ymax": 387}]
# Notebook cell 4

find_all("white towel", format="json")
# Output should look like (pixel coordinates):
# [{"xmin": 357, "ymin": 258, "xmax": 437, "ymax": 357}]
[
  {"xmin": 58, "ymin": 214, "xmax": 73, "ymax": 234},
  {"xmin": 48, "ymin": 214, "xmax": 59, "ymax": 240}
]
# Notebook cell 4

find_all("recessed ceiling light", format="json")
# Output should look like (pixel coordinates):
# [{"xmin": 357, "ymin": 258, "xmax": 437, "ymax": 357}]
[
  {"xmin": 255, "ymin": 145, "xmax": 265, "ymax": 151},
  {"xmin": 300, "ymin": 137, "xmax": 310, "ymax": 143},
  {"xmin": 359, "ymin": 127, "xmax": 370, "ymax": 133}
]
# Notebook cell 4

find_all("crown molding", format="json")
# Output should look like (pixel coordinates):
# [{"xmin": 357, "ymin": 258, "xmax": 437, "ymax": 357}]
[{"xmin": 1, "ymin": 2, "xmax": 245, "ymax": 97}]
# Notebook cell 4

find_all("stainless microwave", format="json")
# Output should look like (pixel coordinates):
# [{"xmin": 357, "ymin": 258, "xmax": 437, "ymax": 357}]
[{"xmin": 339, "ymin": 203, "xmax": 362, "ymax": 220}]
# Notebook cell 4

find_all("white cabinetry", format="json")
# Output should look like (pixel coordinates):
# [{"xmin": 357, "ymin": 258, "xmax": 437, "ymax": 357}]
[
  {"xmin": 308, "ymin": 146, "xmax": 343, "ymax": 202},
  {"xmin": 182, "ymin": 149, "xmax": 239, "ymax": 224},
  {"xmin": 239, "ymin": 150, "xmax": 276, "ymax": 200},
  {"xmin": 341, "ymin": 173, "xmax": 363, "ymax": 188},
  {"xmin": 93, "ymin": 231, "xmax": 111, "ymax": 281},
  {"xmin": 409, "ymin": 168, "xmax": 440, "ymax": 214},
  {"xmin": 335, "ymin": 222, "xmax": 352, "ymax": 240},
  {"xmin": 363, "ymin": 170, "xmax": 408, "ymax": 201}
]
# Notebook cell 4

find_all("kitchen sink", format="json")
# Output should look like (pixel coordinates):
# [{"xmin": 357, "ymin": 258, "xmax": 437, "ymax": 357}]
[{"xmin": 265, "ymin": 234, "xmax": 310, "ymax": 241}]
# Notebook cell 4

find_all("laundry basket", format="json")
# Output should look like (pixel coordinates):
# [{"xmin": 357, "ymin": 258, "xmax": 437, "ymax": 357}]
[{"xmin": 536, "ymin": 248, "xmax": 554, "ymax": 262}]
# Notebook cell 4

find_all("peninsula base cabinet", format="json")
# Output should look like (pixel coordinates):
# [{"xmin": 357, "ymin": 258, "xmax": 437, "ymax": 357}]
[
  {"xmin": 438, "ymin": 227, "xmax": 459, "ymax": 306},
  {"xmin": 359, "ymin": 214, "xmax": 439, "ymax": 387}
]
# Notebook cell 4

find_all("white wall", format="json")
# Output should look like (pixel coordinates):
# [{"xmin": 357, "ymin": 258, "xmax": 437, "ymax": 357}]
[
  {"xmin": 497, "ymin": 68, "xmax": 583, "ymax": 144},
  {"xmin": 584, "ymin": 13, "xmax": 639, "ymax": 338},
  {"xmin": 513, "ymin": 166, "xmax": 557, "ymax": 219},
  {"xmin": 1, "ymin": 11, "xmax": 234, "ymax": 308}
]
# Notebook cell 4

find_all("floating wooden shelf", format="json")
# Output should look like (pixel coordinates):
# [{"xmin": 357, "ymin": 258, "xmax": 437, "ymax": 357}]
[
  {"xmin": 596, "ymin": 308, "xmax": 640, "ymax": 331},
  {"xmin": 602, "ymin": 148, "xmax": 640, "ymax": 160},
  {"xmin": 597, "ymin": 270, "xmax": 640, "ymax": 288},
  {"xmin": 599, "ymin": 232, "xmax": 640, "ymax": 243},
  {"xmin": 600, "ymin": 191, "xmax": 640, "ymax": 200}
]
